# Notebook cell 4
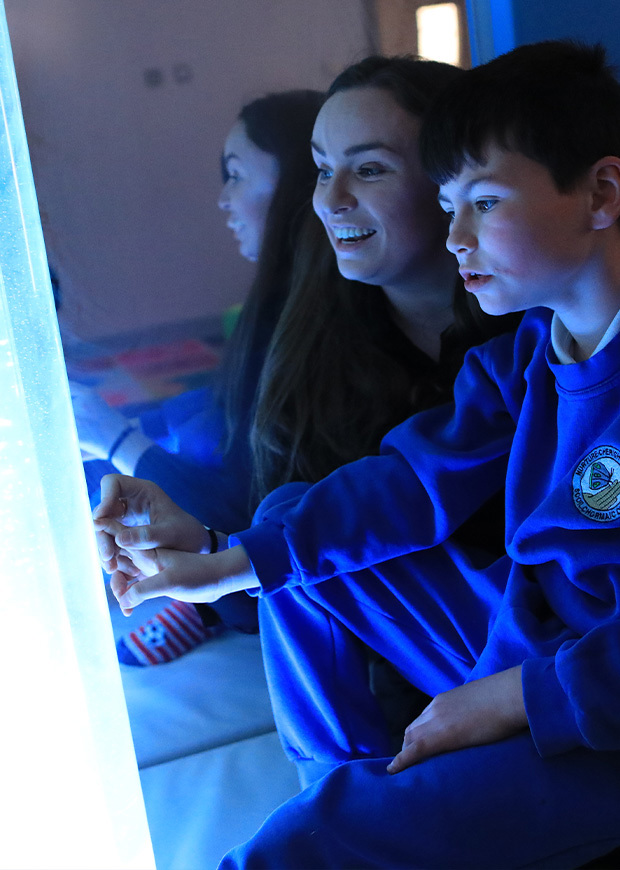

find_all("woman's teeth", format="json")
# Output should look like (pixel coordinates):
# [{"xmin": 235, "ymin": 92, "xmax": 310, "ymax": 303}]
[{"xmin": 334, "ymin": 227, "xmax": 376, "ymax": 243}]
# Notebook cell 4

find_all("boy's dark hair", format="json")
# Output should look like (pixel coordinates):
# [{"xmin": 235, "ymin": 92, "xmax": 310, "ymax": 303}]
[{"xmin": 420, "ymin": 41, "xmax": 620, "ymax": 191}]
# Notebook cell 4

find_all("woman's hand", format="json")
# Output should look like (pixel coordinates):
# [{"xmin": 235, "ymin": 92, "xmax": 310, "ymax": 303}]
[
  {"xmin": 387, "ymin": 666, "xmax": 527, "ymax": 774},
  {"xmin": 110, "ymin": 544, "xmax": 258, "ymax": 616},
  {"xmin": 93, "ymin": 474, "xmax": 217, "ymax": 573}
]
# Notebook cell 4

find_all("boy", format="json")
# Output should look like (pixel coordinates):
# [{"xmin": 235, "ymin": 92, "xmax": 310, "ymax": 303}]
[{"xmin": 100, "ymin": 41, "xmax": 620, "ymax": 867}]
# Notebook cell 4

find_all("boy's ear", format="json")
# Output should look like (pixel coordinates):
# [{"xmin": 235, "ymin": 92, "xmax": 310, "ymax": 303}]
[{"xmin": 589, "ymin": 157, "xmax": 620, "ymax": 229}]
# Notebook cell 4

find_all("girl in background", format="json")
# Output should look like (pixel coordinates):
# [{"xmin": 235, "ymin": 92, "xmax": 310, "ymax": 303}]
[{"xmin": 72, "ymin": 89, "xmax": 323, "ymax": 663}]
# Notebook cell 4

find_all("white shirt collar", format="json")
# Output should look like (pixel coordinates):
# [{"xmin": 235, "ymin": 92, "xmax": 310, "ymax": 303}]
[{"xmin": 550, "ymin": 308, "xmax": 620, "ymax": 364}]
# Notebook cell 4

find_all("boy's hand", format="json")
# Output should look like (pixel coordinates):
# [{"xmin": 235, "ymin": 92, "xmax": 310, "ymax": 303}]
[
  {"xmin": 93, "ymin": 474, "xmax": 213, "ymax": 571},
  {"xmin": 387, "ymin": 666, "xmax": 527, "ymax": 774},
  {"xmin": 110, "ymin": 544, "xmax": 258, "ymax": 616}
]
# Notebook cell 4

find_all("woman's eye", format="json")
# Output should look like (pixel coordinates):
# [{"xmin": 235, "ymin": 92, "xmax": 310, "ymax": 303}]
[
  {"xmin": 316, "ymin": 167, "xmax": 333, "ymax": 182},
  {"xmin": 358, "ymin": 165, "xmax": 384, "ymax": 178}
]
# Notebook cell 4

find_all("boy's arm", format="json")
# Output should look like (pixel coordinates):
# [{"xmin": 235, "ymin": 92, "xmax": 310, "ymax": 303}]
[
  {"xmin": 110, "ymin": 544, "xmax": 259, "ymax": 616},
  {"xmin": 95, "ymin": 336, "xmax": 518, "ymax": 600},
  {"xmin": 234, "ymin": 342, "xmax": 518, "ymax": 594}
]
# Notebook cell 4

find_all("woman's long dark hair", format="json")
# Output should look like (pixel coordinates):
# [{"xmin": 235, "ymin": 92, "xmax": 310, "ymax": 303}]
[
  {"xmin": 214, "ymin": 89, "xmax": 324, "ymax": 444},
  {"xmin": 250, "ymin": 57, "xmax": 521, "ymax": 501}
]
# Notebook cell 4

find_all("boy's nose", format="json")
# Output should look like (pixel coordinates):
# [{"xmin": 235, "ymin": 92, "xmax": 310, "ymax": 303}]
[{"xmin": 446, "ymin": 216, "xmax": 476, "ymax": 254}]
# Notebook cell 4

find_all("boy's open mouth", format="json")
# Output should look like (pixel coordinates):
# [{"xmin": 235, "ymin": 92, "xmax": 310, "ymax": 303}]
[{"xmin": 461, "ymin": 270, "xmax": 492, "ymax": 291}]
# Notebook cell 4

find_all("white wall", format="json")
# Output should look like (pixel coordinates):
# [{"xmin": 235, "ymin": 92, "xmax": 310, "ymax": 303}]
[{"xmin": 5, "ymin": 1, "xmax": 374, "ymax": 342}]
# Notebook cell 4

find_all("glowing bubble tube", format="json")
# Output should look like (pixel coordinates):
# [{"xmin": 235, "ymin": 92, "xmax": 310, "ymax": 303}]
[{"xmin": 0, "ymin": 4, "xmax": 155, "ymax": 868}]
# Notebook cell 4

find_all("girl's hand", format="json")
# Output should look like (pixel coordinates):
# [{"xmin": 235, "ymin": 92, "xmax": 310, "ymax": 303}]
[
  {"xmin": 387, "ymin": 666, "xmax": 527, "ymax": 774},
  {"xmin": 110, "ymin": 544, "xmax": 258, "ymax": 616}
]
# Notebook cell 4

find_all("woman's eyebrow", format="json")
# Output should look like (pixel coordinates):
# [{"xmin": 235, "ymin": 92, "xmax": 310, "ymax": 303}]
[{"xmin": 311, "ymin": 140, "xmax": 397, "ymax": 157}]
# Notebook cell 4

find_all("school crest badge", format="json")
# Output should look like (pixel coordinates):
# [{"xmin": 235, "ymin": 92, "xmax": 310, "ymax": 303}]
[{"xmin": 572, "ymin": 445, "xmax": 620, "ymax": 522}]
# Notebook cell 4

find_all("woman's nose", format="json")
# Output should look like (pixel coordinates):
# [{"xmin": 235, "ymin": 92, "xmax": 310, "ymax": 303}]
[{"xmin": 318, "ymin": 174, "xmax": 356, "ymax": 215}]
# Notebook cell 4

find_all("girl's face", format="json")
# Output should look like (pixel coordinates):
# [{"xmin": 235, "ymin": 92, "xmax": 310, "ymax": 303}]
[
  {"xmin": 218, "ymin": 120, "xmax": 279, "ymax": 262},
  {"xmin": 311, "ymin": 87, "xmax": 449, "ymax": 293}
]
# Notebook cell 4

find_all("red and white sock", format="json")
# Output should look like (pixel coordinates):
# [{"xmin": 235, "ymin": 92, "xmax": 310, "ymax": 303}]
[{"xmin": 116, "ymin": 600, "xmax": 225, "ymax": 666}]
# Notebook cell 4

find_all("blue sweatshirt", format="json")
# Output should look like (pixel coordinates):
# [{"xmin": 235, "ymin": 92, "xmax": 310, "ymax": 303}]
[{"xmin": 234, "ymin": 307, "xmax": 620, "ymax": 759}]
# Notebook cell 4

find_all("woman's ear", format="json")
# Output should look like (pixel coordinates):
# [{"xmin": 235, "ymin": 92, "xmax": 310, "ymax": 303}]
[{"xmin": 589, "ymin": 157, "xmax": 620, "ymax": 229}]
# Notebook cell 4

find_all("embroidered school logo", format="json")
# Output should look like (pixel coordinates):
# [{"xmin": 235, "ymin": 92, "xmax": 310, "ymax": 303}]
[{"xmin": 573, "ymin": 445, "xmax": 620, "ymax": 522}]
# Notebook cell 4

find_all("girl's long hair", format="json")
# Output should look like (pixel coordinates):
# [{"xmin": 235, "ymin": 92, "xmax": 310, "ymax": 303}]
[
  {"xmin": 250, "ymin": 58, "xmax": 521, "ymax": 500},
  {"xmin": 214, "ymin": 89, "xmax": 324, "ymax": 443}
]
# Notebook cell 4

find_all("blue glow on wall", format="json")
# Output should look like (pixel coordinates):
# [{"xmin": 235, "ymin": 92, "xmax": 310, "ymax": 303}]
[
  {"xmin": 466, "ymin": 0, "xmax": 620, "ymax": 69},
  {"xmin": 466, "ymin": 0, "xmax": 516, "ymax": 65}
]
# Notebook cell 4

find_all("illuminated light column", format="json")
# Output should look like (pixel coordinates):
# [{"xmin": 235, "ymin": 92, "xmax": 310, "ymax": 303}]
[{"xmin": 0, "ymin": 4, "xmax": 155, "ymax": 868}]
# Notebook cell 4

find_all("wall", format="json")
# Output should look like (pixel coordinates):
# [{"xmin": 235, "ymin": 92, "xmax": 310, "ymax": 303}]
[{"xmin": 5, "ymin": 1, "xmax": 374, "ymax": 343}]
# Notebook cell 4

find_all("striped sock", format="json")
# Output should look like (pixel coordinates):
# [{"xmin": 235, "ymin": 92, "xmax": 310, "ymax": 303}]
[{"xmin": 116, "ymin": 600, "xmax": 226, "ymax": 666}]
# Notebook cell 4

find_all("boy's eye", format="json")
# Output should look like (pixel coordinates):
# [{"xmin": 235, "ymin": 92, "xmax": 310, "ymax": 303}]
[{"xmin": 476, "ymin": 199, "xmax": 497, "ymax": 212}]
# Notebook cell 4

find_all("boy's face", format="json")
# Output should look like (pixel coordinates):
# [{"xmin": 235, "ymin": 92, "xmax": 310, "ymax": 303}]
[{"xmin": 438, "ymin": 145, "xmax": 594, "ymax": 317}]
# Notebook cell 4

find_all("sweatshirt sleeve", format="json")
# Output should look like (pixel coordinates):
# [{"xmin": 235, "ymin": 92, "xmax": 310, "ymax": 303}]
[
  {"xmin": 233, "ymin": 341, "xmax": 518, "ymax": 594},
  {"xmin": 523, "ymin": 612, "xmax": 620, "ymax": 755}
]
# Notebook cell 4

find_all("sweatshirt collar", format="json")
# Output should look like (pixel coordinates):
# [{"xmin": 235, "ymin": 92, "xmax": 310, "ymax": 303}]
[{"xmin": 551, "ymin": 308, "xmax": 620, "ymax": 364}]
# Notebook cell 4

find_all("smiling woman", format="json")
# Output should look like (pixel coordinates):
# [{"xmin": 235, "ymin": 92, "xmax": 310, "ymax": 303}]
[
  {"xmin": 251, "ymin": 55, "xmax": 522, "ymax": 500},
  {"xmin": 311, "ymin": 86, "xmax": 447, "ymax": 307}
]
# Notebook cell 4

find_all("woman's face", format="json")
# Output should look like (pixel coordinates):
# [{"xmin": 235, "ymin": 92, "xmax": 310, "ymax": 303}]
[
  {"xmin": 218, "ymin": 120, "xmax": 279, "ymax": 262},
  {"xmin": 311, "ymin": 87, "xmax": 448, "ymax": 293}
]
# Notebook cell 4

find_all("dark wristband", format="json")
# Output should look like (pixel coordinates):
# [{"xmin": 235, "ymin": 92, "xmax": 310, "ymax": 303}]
[
  {"xmin": 108, "ymin": 425, "xmax": 135, "ymax": 462},
  {"xmin": 204, "ymin": 526, "xmax": 219, "ymax": 554}
]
